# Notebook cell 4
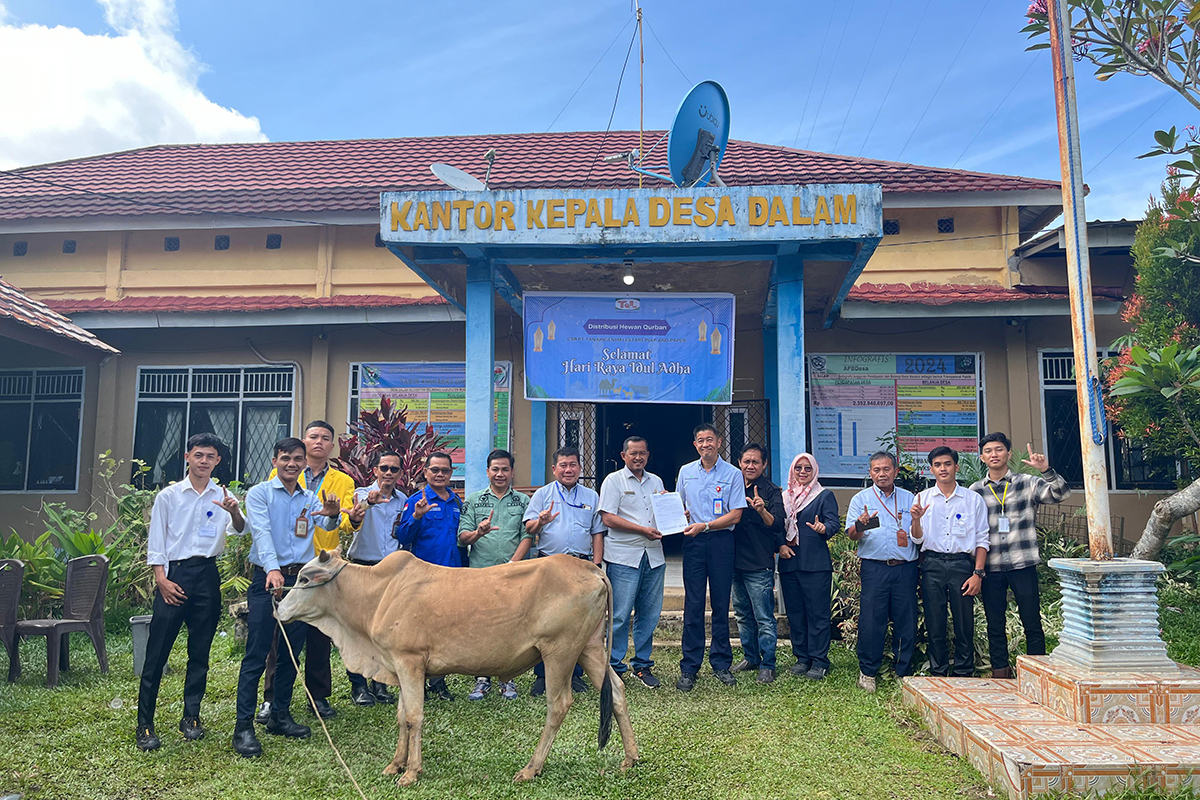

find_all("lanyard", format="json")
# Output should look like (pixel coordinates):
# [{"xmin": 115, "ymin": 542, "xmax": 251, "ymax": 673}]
[
  {"xmin": 988, "ymin": 480, "xmax": 1008, "ymax": 512},
  {"xmin": 555, "ymin": 482, "xmax": 588, "ymax": 509},
  {"xmin": 307, "ymin": 468, "xmax": 327, "ymax": 500},
  {"xmin": 872, "ymin": 487, "xmax": 901, "ymax": 523}
]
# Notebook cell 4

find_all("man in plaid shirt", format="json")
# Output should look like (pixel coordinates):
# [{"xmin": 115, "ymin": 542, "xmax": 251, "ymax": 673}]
[{"xmin": 970, "ymin": 432, "xmax": 1069, "ymax": 679}]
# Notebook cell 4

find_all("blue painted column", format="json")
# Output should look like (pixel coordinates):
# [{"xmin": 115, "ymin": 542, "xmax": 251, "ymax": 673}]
[
  {"xmin": 763, "ymin": 322, "xmax": 781, "ymax": 486},
  {"xmin": 775, "ymin": 254, "xmax": 805, "ymax": 482},
  {"xmin": 529, "ymin": 401, "xmax": 547, "ymax": 485},
  {"xmin": 465, "ymin": 260, "xmax": 495, "ymax": 494}
]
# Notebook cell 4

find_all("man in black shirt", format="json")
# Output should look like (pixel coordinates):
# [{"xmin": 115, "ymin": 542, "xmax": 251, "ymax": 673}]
[{"xmin": 730, "ymin": 444, "xmax": 786, "ymax": 683}]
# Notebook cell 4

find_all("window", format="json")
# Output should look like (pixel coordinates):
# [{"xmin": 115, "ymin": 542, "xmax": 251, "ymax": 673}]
[
  {"xmin": 937, "ymin": 218, "xmax": 955, "ymax": 234},
  {"xmin": 133, "ymin": 366, "xmax": 294, "ymax": 488},
  {"xmin": 214, "ymin": 235, "xmax": 230, "ymax": 251},
  {"xmin": 1040, "ymin": 351, "xmax": 1179, "ymax": 490},
  {"xmin": 164, "ymin": 237, "xmax": 180, "ymax": 252},
  {"xmin": 62, "ymin": 240, "xmax": 76, "ymax": 254},
  {"xmin": 265, "ymin": 233, "xmax": 282, "ymax": 250},
  {"xmin": 882, "ymin": 219, "xmax": 900, "ymax": 236},
  {"xmin": 0, "ymin": 369, "xmax": 84, "ymax": 492}
]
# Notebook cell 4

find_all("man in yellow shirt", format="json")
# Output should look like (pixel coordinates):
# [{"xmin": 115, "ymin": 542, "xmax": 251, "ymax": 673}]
[{"xmin": 256, "ymin": 421, "xmax": 359, "ymax": 722}]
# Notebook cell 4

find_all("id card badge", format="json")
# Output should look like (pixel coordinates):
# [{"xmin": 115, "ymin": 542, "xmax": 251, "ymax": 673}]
[
  {"xmin": 998, "ymin": 516, "xmax": 1011, "ymax": 533},
  {"xmin": 712, "ymin": 497, "xmax": 723, "ymax": 516},
  {"xmin": 295, "ymin": 510, "xmax": 309, "ymax": 539},
  {"xmin": 199, "ymin": 511, "xmax": 218, "ymax": 539}
]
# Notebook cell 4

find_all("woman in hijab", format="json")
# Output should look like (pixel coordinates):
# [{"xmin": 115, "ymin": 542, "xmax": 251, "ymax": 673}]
[{"xmin": 779, "ymin": 453, "xmax": 841, "ymax": 680}]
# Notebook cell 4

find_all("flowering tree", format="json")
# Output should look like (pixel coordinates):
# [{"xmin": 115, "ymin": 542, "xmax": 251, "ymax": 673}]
[{"xmin": 1026, "ymin": 1, "xmax": 1200, "ymax": 558}]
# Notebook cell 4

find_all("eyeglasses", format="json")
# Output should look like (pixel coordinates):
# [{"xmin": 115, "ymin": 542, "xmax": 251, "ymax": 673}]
[
  {"xmin": 427, "ymin": 467, "xmax": 453, "ymax": 475},
  {"xmin": 794, "ymin": 465, "xmax": 813, "ymax": 473},
  {"xmin": 376, "ymin": 465, "xmax": 401, "ymax": 473}
]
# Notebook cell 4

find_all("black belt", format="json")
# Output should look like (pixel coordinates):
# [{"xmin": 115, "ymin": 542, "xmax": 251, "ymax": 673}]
[
  {"xmin": 255, "ymin": 563, "xmax": 306, "ymax": 576},
  {"xmin": 350, "ymin": 558, "xmax": 379, "ymax": 567},
  {"xmin": 923, "ymin": 550, "xmax": 973, "ymax": 559},
  {"xmin": 168, "ymin": 555, "xmax": 215, "ymax": 568},
  {"xmin": 538, "ymin": 551, "xmax": 592, "ymax": 561},
  {"xmin": 865, "ymin": 558, "xmax": 913, "ymax": 567}
]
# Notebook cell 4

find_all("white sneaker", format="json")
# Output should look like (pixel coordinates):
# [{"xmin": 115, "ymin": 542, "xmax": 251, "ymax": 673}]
[
  {"xmin": 499, "ymin": 680, "xmax": 518, "ymax": 700},
  {"xmin": 467, "ymin": 677, "xmax": 491, "ymax": 701},
  {"xmin": 858, "ymin": 672, "xmax": 877, "ymax": 694}
]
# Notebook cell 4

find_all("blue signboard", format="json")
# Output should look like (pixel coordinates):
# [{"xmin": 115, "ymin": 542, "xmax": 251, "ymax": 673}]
[{"xmin": 523, "ymin": 292, "xmax": 735, "ymax": 404}]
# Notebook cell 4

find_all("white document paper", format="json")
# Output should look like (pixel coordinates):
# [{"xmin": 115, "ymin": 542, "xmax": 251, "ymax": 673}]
[{"xmin": 651, "ymin": 492, "xmax": 689, "ymax": 535}]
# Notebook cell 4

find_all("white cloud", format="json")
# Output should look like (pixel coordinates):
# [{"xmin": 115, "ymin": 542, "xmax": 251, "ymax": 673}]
[{"xmin": 0, "ymin": 0, "xmax": 265, "ymax": 169}]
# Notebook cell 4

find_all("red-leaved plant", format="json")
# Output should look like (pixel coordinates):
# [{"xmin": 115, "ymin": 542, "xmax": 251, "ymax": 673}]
[{"xmin": 332, "ymin": 397, "xmax": 453, "ymax": 495}]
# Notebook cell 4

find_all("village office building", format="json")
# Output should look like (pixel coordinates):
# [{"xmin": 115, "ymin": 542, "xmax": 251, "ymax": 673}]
[{"xmin": 0, "ymin": 133, "xmax": 1174, "ymax": 546}]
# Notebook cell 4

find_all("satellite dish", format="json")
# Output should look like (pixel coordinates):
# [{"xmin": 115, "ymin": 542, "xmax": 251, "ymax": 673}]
[
  {"xmin": 666, "ymin": 81, "xmax": 730, "ymax": 188},
  {"xmin": 430, "ymin": 163, "xmax": 485, "ymax": 192}
]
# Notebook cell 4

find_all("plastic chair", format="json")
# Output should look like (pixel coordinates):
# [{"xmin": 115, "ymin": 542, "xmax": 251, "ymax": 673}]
[
  {"xmin": 0, "ymin": 559, "xmax": 23, "ymax": 681},
  {"xmin": 10, "ymin": 555, "xmax": 109, "ymax": 688}
]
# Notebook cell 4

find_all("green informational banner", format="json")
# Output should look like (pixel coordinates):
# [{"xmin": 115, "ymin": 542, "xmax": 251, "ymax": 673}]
[
  {"xmin": 357, "ymin": 362, "xmax": 512, "ymax": 481},
  {"xmin": 808, "ymin": 353, "xmax": 982, "ymax": 478}
]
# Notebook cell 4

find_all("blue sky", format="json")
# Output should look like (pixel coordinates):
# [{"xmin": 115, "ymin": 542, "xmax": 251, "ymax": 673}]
[{"xmin": 2, "ymin": 0, "xmax": 1194, "ymax": 220}]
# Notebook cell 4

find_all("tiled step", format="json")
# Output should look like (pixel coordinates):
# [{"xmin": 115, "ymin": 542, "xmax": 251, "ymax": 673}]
[
  {"xmin": 903, "ymin": 673, "xmax": 1200, "ymax": 799},
  {"xmin": 1017, "ymin": 655, "xmax": 1200, "ymax": 724}
]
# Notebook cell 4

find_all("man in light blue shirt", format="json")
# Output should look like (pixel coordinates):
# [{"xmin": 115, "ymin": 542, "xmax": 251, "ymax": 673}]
[
  {"xmin": 343, "ymin": 450, "xmax": 406, "ymax": 706},
  {"xmin": 845, "ymin": 451, "xmax": 918, "ymax": 694},
  {"xmin": 234, "ymin": 437, "xmax": 343, "ymax": 758},
  {"xmin": 523, "ymin": 446, "xmax": 603, "ymax": 697},
  {"xmin": 674, "ymin": 424, "xmax": 746, "ymax": 692}
]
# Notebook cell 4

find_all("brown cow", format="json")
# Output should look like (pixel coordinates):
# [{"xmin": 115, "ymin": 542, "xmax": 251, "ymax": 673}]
[{"xmin": 274, "ymin": 549, "xmax": 638, "ymax": 786}]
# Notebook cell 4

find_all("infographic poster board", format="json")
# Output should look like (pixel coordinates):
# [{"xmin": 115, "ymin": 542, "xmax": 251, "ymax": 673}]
[
  {"xmin": 358, "ymin": 362, "xmax": 512, "ymax": 481},
  {"xmin": 808, "ymin": 353, "xmax": 981, "ymax": 478},
  {"xmin": 523, "ymin": 292, "xmax": 735, "ymax": 404}
]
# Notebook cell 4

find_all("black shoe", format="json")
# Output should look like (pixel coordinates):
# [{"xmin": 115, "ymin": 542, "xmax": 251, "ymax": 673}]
[
  {"xmin": 676, "ymin": 671, "xmax": 697, "ymax": 692},
  {"xmin": 731, "ymin": 658, "xmax": 758, "ymax": 673},
  {"xmin": 371, "ymin": 681, "xmax": 396, "ymax": 704},
  {"xmin": 265, "ymin": 710, "xmax": 311, "ymax": 739},
  {"xmin": 254, "ymin": 700, "xmax": 272, "ymax": 724},
  {"xmin": 425, "ymin": 677, "xmax": 454, "ymax": 701},
  {"xmin": 308, "ymin": 698, "xmax": 337, "ymax": 719},
  {"xmin": 804, "ymin": 666, "xmax": 828, "ymax": 681},
  {"xmin": 571, "ymin": 675, "xmax": 589, "ymax": 693},
  {"xmin": 632, "ymin": 668, "xmax": 661, "ymax": 689},
  {"xmin": 530, "ymin": 676, "xmax": 546, "ymax": 697},
  {"xmin": 232, "ymin": 721, "xmax": 262, "ymax": 757},
  {"xmin": 789, "ymin": 661, "xmax": 812, "ymax": 676},
  {"xmin": 350, "ymin": 685, "xmax": 377, "ymax": 707},
  {"xmin": 135, "ymin": 724, "xmax": 160, "ymax": 751},
  {"xmin": 178, "ymin": 716, "xmax": 205, "ymax": 741},
  {"xmin": 714, "ymin": 669, "xmax": 737, "ymax": 686},
  {"xmin": 757, "ymin": 668, "xmax": 776, "ymax": 684}
]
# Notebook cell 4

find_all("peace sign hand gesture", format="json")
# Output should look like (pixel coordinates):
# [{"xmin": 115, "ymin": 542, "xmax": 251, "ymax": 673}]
[
  {"xmin": 749, "ymin": 485, "xmax": 766, "ymax": 513},
  {"xmin": 1022, "ymin": 443, "xmax": 1050, "ymax": 472},
  {"xmin": 537, "ymin": 501, "xmax": 560, "ymax": 527}
]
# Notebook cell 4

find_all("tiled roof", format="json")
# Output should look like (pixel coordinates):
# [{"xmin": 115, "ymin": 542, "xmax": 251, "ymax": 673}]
[
  {"xmin": 0, "ymin": 278, "xmax": 118, "ymax": 353},
  {"xmin": 44, "ymin": 294, "xmax": 447, "ymax": 314},
  {"xmin": 0, "ymin": 132, "xmax": 1062, "ymax": 221},
  {"xmin": 846, "ymin": 282, "xmax": 1125, "ymax": 305}
]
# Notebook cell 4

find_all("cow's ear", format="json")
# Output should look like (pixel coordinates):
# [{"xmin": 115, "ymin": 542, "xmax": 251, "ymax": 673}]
[{"xmin": 318, "ymin": 549, "xmax": 332, "ymax": 563}]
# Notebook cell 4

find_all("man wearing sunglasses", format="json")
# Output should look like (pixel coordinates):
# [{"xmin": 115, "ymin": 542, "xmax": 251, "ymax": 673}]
[
  {"xmin": 394, "ymin": 451, "xmax": 464, "ymax": 699},
  {"xmin": 343, "ymin": 450, "xmax": 406, "ymax": 706}
]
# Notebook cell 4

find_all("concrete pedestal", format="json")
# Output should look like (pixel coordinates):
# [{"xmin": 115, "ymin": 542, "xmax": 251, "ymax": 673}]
[{"xmin": 1048, "ymin": 558, "xmax": 1177, "ymax": 675}]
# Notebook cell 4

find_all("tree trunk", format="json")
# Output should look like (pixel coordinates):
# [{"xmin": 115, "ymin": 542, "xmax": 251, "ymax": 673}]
[{"xmin": 1130, "ymin": 476, "xmax": 1200, "ymax": 560}]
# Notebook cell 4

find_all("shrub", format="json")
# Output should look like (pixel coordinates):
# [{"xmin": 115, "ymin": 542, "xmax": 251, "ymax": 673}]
[{"xmin": 333, "ymin": 396, "xmax": 453, "ymax": 494}]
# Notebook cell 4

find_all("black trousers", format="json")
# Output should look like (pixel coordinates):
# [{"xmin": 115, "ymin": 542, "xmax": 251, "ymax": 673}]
[
  {"xmin": 856, "ymin": 559, "xmax": 918, "ymax": 678},
  {"xmin": 981, "ymin": 564, "xmax": 1044, "ymax": 670},
  {"xmin": 237, "ymin": 568, "xmax": 309, "ymax": 721},
  {"xmin": 137, "ymin": 556, "xmax": 221, "ymax": 728},
  {"xmin": 920, "ymin": 552, "xmax": 976, "ymax": 677},
  {"xmin": 680, "ymin": 530, "xmax": 734, "ymax": 674},
  {"xmin": 346, "ymin": 557, "xmax": 378, "ymax": 694},
  {"xmin": 264, "ymin": 626, "xmax": 331, "ymax": 702},
  {"xmin": 779, "ymin": 570, "xmax": 833, "ymax": 670}
]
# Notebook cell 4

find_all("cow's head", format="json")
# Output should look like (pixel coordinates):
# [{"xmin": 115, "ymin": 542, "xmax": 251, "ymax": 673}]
[{"xmin": 274, "ymin": 549, "xmax": 344, "ymax": 624}]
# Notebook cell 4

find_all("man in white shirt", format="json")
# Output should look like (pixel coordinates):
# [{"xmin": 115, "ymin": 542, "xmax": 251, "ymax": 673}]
[
  {"xmin": 136, "ymin": 433, "xmax": 245, "ymax": 751},
  {"xmin": 523, "ymin": 446, "xmax": 604, "ymax": 696},
  {"xmin": 910, "ymin": 446, "xmax": 989, "ymax": 678},
  {"xmin": 597, "ymin": 436, "xmax": 665, "ymax": 689}
]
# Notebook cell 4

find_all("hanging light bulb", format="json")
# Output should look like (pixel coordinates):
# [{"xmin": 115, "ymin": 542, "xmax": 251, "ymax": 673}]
[{"xmin": 622, "ymin": 265, "xmax": 635, "ymax": 286}]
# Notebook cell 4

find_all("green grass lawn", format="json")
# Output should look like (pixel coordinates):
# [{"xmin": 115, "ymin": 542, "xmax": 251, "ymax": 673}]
[{"xmin": 5, "ymin": 584, "xmax": 1200, "ymax": 800}]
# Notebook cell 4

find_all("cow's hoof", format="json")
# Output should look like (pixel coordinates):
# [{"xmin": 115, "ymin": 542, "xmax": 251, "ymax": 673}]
[
  {"xmin": 512, "ymin": 767, "xmax": 540, "ymax": 783},
  {"xmin": 396, "ymin": 771, "xmax": 420, "ymax": 787},
  {"xmin": 621, "ymin": 757, "xmax": 638, "ymax": 771},
  {"xmin": 383, "ymin": 762, "xmax": 401, "ymax": 776}
]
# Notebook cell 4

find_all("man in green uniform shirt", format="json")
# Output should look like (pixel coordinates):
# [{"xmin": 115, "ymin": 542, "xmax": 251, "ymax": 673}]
[{"xmin": 458, "ymin": 448, "xmax": 533, "ymax": 700}]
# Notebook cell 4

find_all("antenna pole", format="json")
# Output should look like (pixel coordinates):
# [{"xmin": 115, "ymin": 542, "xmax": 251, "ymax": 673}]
[{"xmin": 637, "ymin": 0, "xmax": 644, "ymax": 189}]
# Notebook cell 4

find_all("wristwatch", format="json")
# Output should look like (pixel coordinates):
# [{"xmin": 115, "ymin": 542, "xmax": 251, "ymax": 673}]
[
  {"xmin": 703, "ymin": 521, "xmax": 711, "ymax": 533},
  {"xmin": 973, "ymin": 569, "xmax": 986, "ymax": 578}
]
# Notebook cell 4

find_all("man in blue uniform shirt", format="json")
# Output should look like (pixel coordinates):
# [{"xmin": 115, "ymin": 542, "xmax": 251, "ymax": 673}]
[
  {"xmin": 524, "ymin": 446, "xmax": 604, "ymax": 696},
  {"xmin": 675, "ymin": 424, "xmax": 746, "ymax": 692},
  {"xmin": 233, "ymin": 437, "xmax": 343, "ymax": 757},
  {"xmin": 845, "ymin": 451, "xmax": 919, "ymax": 694},
  {"xmin": 394, "ymin": 450, "xmax": 462, "ymax": 699}
]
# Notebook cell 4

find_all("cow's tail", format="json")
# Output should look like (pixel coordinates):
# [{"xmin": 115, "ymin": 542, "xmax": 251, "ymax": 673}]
[{"xmin": 598, "ymin": 566, "xmax": 614, "ymax": 750}]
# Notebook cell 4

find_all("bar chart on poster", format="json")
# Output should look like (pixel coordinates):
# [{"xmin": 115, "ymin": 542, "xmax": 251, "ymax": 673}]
[
  {"xmin": 357, "ymin": 362, "xmax": 512, "ymax": 480},
  {"xmin": 808, "ymin": 354, "xmax": 981, "ymax": 478}
]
